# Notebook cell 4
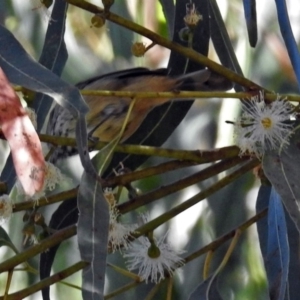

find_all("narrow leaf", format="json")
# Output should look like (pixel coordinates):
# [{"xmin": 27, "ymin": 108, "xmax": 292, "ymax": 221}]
[
  {"xmin": 256, "ymin": 184, "xmax": 272, "ymax": 257},
  {"xmin": 274, "ymin": 0, "xmax": 300, "ymax": 88},
  {"xmin": 77, "ymin": 175, "xmax": 109, "ymax": 300},
  {"xmin": 159, "ymin": 0, "xmax": 175, "ymax": 37},
  {"xmin": 40, "ymin": 198, "xmax": 78, "ymax": 300},
  {"xmin": 242, "ymin": 0, "xmax": 258, "ymax": 47},
  {"xmin": 263, "ymin": 127, "xmax": 300, "ymax": 232},
  {"xmin": 0, "ymin": 226, "xmax": 19, "ymax": 254},
  {"xmin": 265, "ymin": 188, "xmax": 289, "ymax": 300},
  {"xmin": 77, "ymin": 143, "xmax": 113, "ymax": 299},
  {"xmin": 209, "ymin": 0, "xmax": 245, "ymax": 88},
  {"xmin": 108, "ymin": 2, "xmax": 133, "ymax": 59},
  {"xmin": 33, "ymin": 0, "xmax": 69, "ymax": 131}
]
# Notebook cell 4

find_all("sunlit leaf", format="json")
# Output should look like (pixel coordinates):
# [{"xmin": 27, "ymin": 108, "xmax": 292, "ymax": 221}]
[
  {"xmin": 77, "ymin": 175, "xmax": 109, "ymax": 299},
  {"xmin": 77, "ymin": 138, "xmax": 117, "ymax": 299},
  {"xmin": 159, "ymin": 0, "xmax": 175, "ymax": 37}
]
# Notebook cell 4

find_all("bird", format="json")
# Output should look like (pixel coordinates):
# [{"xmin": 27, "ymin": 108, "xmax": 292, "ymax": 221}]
[{"xmin": 47, "ymin": 67, "xmax": 232, "ymax": 162}]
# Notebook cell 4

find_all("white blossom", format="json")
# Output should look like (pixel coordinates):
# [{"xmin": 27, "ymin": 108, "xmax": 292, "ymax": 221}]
[
  {"xmin": 124, "ymin": 233, "xmax": 185, "ymax": 283},
  {"xmin": 43, "ymin": 162, "xmax": 70, "ymax": 191},
  {"xmin": 108, "ymin": 204, "xmax": 137, "ymax": 252},
  {"xmin": 16, "ymin": 162, "xmax": 71, "ymax": 201},
  {"xmin": 235, "ymin": 93, "xmax": 294, "ymax": 157}
]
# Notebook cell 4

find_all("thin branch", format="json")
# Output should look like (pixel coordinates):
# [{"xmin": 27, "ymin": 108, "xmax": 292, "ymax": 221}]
[
  {"xmin": 104, "ymin": 281, "xmax": 141, "ymax": 299},
  {"xmin": 40, "ymin": 134, "xmax": 241, "ymax": 162},
  {"xmin": 13, "ymin": 188, "xmax": 78, "ymax": 212},
  {"xmin": 1, "ymin": 261, "xmax": 88, "ymax": 300},
  {"xmin": 105, "ymin": 160, "xmax": 201, "ymax": 186},
  {"xmin": 118, "ymin": 157, "xmax": 250, "ymax": 214},
  {"xmin": 0, "ymin": 225, "xmax": 77, "ymax": 273},
  {"xmin": 78, "ymin": 90, "xmax": 300, "ymax": 102},
  {"xmin": 133, "ymin": 158, "xmax": 259, "ymax": 236},
  {"xmin": 184, "ymin": 208, "xmax": 267, "ymax": 263}
]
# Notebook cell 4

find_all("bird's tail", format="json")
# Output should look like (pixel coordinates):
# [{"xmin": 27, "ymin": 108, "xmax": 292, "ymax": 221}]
[{"xmin": 177, "ymin": 69, "xmax": 233, "ymax": 91}]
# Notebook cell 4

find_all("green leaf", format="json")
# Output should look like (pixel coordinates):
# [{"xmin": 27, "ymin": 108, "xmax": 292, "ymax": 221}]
[
  {"xmin": 0, "ymin": 226, "xmax": 19, "ymax": 254},
  {"xmin": 209, "ymin": 0, "xmax": 245, "ymax": 92},
  {"xmin": 33, "ymin": 0, "xmax": 69, "ymax": 132},
  {"xmin": 76, "ymin": 139, "xmax": 120, "ymax": 299},
  {"xmin": 77, "ymin": 174, "xmax": 109, "ymax": 300}
]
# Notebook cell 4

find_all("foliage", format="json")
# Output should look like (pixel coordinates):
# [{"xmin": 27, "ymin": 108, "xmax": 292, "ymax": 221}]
[{"xmin": 0, "ymin": 0, "xmax": 300, "ymax": 299}]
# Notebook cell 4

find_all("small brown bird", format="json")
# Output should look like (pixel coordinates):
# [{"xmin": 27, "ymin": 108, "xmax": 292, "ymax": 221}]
[{"xmin": 47, "ymin": 67, "xmax": 232, "ymax": 162}]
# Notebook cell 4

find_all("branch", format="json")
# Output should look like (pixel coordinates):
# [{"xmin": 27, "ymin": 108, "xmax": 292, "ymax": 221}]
[
  {"xmin": 1, "ymin": 261, "xmax": 88, "ymax": 300},
  {"xmin": 0, "ymin": 225, "xmax": 77, "ymax": 273}
]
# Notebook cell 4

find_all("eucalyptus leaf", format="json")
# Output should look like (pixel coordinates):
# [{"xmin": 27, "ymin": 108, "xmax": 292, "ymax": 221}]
[
  {"xmin": 274, "ymin": 0, "xmax": 300, "ymax": 87},
  {"xmin": 256, "ymin": 184, "xmax": 271, "ymax": 258},
  {"xmin": 159, "ymin": 0, "xmax": 175, "ymax": 37},
  {"xmin": 0, "ymin": 226, "xmax": 19, "ymax": 254},
  {"xmin": 265, "ymin": 188, "xmax": 289, "ymax": 300},
  {"xmin": 108, "ymin": 2, "xmax": 133, "ymax": 59},
  {"xmin": 263, "ymin": 127, "xmax": 300, "ymax": 233},
  {"xmin": 32, "ymin": 0, "xmax": 69, "ymax": 132},
  {"xmin": 242, "ymin": 0, "xmax": 258, "ymax": 47},
  {"xmin": 40, "ymin": 198, "xmax": 78, "ymax": 300},
  {"xmin": 77, "ymin": 175, "xmax": 109, "ymax": 300},
  {"xmin": 209, "ymin": 0, "xmax": 245, "ymax": 92},
  {"xmin": 76, "ymin": 138, "xmax": 118, "ymax": 299}
]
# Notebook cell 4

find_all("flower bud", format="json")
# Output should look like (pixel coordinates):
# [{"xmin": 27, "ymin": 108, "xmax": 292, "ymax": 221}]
[
  {"xmin": 131, "ymin": 42, "xmax": 146, "ymax": 57},
  {"xmin": 184, "ymin": 3, "xmax": 202, "ymax": 29}
]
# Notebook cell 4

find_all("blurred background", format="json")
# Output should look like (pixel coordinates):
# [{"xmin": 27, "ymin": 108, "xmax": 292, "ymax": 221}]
[{"xmin": 0, "ymin": 0, "xmax": 300, "ymax": 299}]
